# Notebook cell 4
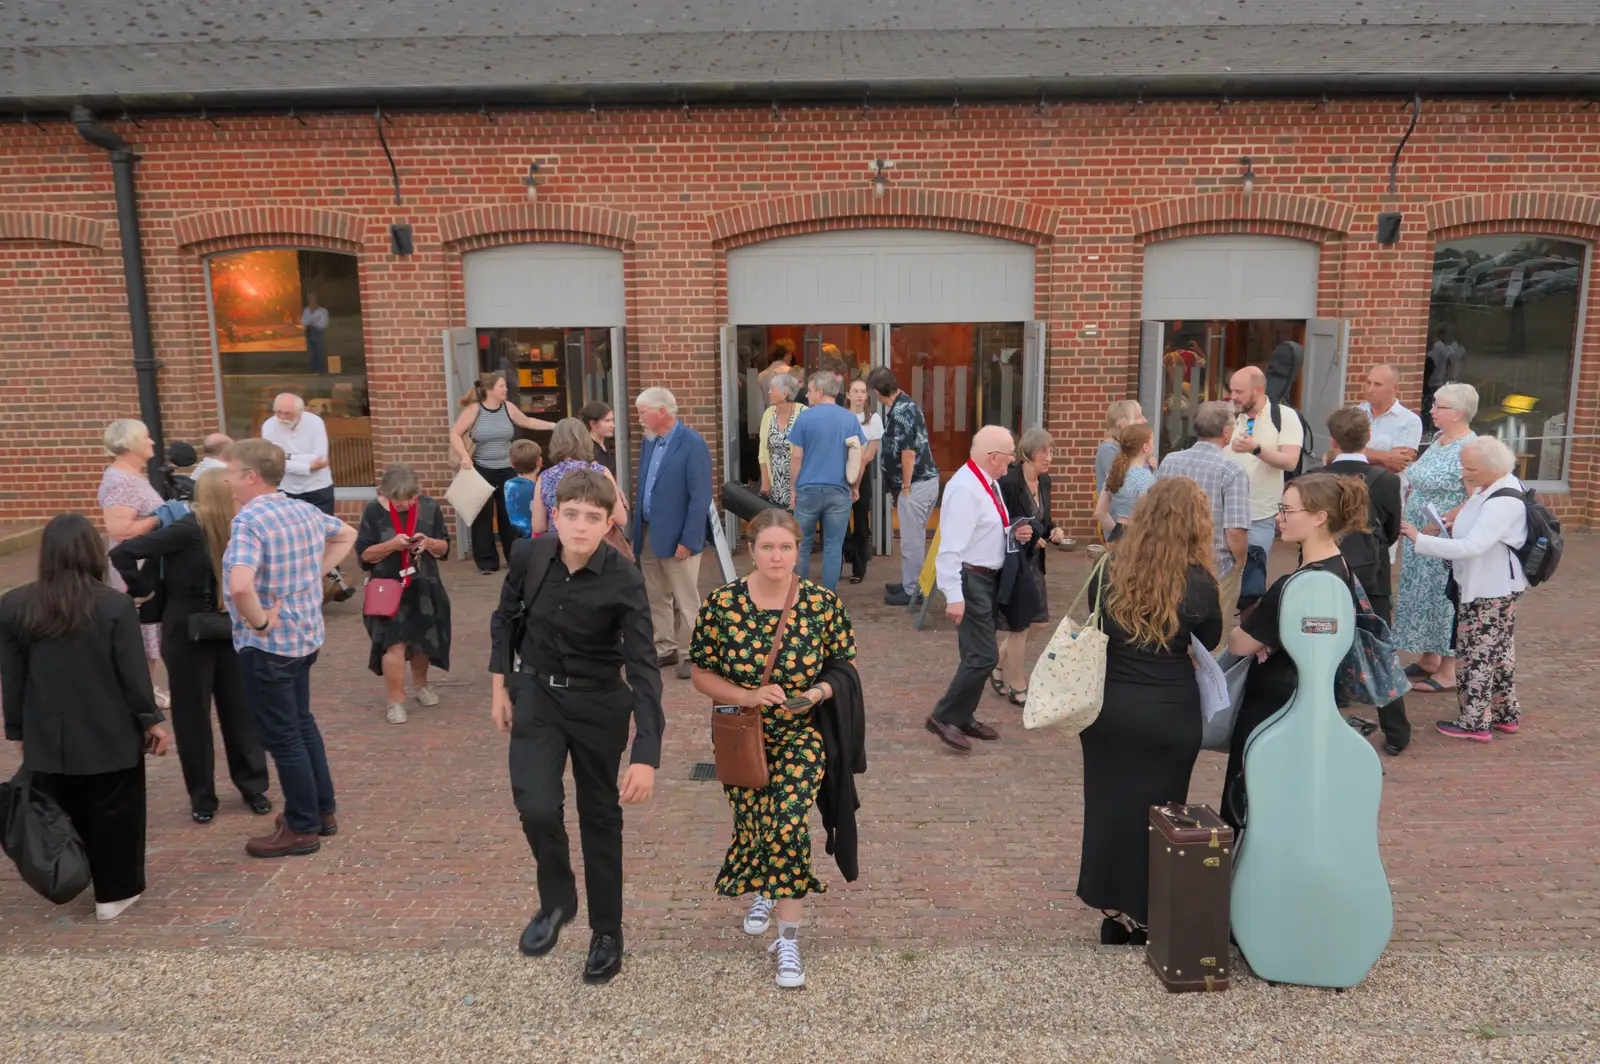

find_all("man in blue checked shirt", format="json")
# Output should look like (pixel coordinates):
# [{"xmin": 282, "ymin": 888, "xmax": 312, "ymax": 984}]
[{"xmin": 222, "ymin": 439, "xmax": 357, "ymax": 860}]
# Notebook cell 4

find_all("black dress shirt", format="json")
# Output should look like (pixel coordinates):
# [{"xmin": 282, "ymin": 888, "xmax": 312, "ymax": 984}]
[
  {"xmin": 1326, "ymin": 457, "xmax": 1402, "ymax": 597},
  {"xmin": 0, "ymin": 584, "xmax": 164, "ymax": 775},
  {"xmin": 489, "ymin": 535, "xmax": 664, "ymax": 767}
]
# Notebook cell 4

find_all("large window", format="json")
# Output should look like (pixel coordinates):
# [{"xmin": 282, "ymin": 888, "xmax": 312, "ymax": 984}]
[
  {"xmin": 208, "ymin": 249, "xmax": 372, "ymax": 487},
  {"xmin": 1427, "ymin": 236, "xmax": 1587, "ymax": 483}
]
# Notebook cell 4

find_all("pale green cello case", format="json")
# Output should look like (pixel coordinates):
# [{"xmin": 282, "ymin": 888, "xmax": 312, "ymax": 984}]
[{"xmin": 1230, "ymin": 569, "xmax": 1393, "ymax": 988}]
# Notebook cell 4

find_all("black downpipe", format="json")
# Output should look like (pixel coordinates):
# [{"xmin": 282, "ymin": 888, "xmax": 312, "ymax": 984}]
[{"xmin": 72, "ymin": 105, "xmax": 166, "ymax": 492}]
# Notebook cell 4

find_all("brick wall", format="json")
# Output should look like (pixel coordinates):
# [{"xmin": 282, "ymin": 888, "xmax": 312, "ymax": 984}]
[{"xmin": 2, "ymin": 97, "xmax": 1597, "ymax": 533}]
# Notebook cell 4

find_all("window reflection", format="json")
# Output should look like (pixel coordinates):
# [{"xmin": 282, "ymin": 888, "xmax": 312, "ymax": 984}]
[
  {"xmin": 1427, "ymin": 236, "xmax": 1586, "ymax": 481},
  {"xmin": 209, "ymin": 249, "xmax": 371, "ymax": 487}
]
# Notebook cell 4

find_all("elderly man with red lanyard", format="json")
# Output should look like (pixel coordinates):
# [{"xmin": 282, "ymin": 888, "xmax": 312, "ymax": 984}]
[{"xmin": 925, "ymin": 425, "xmax": 1034, "ymax": 753}]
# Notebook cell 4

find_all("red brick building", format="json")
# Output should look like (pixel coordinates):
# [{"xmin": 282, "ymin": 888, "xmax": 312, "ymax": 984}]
[{"xmin": 4, "ymin": 2, "xmax": 1599, "ymax": 536}]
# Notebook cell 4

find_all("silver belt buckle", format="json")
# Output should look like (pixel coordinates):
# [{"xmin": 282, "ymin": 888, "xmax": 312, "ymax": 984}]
[{"xmin": 547, "ymin": 675, "xmax": 569, "ymax": 689}]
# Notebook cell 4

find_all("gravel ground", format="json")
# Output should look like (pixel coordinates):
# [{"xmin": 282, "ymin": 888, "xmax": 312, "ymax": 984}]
[{"xmin": 1, "ymin": 945, "xmax": 1594, "ymax": 1063}]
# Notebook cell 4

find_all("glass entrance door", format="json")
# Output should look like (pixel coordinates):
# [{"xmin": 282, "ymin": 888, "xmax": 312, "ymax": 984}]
[
  {"xmin": 1145, "ymin": 318, "xmax": 1305, "ymax": 455},
  {"xmin": 889, "ymin": 322, "xmax": 1026, "ymax": 490}
]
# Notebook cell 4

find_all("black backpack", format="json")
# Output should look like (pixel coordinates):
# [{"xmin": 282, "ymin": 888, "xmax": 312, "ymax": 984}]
[
  {"xmin": 1267, "ymin": 401, "xmax": 1311, "ymax": 481},
  {"xmin": 1489, "ymin": 486, "xmax": 1563, "ymax": 587}
]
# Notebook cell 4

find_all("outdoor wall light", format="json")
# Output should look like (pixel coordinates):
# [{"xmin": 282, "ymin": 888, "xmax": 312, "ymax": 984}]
[
  {"xmin": 869, "ymin": 158, "xmax": 894, "ymax": 198},
  {"xmin": 1240, "ymin": 157, "xmax": 1257, "ymax": 199},
  {"xmin": 523, "ymin": 162, "xmax": 540, "ymax": 202}
]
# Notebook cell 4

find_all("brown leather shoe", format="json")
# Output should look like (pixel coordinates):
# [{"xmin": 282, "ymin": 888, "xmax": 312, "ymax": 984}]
[
  {"xmin": 275, "ymin": 812, "xmax": 338, "ymax": 838},
  {"xmin": 958, "ymin": 720, "xmax": 1001, "ymax": 741},
  {"xmin": 247, "ymin": 821, "xmax": 322, "ymax": 859},
  {"xmin": 925, "ymin": 716, "xmax": 972, "ymax": 752}
]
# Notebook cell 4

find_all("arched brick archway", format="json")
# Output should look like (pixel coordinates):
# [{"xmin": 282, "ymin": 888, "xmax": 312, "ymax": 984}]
[
  {"xmin": 0, "ymin": 211, "xmax": 107, "ymax": 250},
  {"xmin": 171, "ymin": 207, "xmax": 364, "ymax": 251},
  {"xmin": 706, "ymin": 188, "xmax": 1061, "ymax": 250},
  {"xmin": 438, "ymin": 203, "xmax": 637, "ymax": 251}
]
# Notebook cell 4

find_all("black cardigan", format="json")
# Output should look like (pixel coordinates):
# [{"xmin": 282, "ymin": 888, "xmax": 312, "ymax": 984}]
[
  {"xmin": 0, "ymin": 585, "xmax": 164, "ymax": 775},
  {"xmin": 812, "ymin": 658, "xmax": 866, "ymax": 882},
  {"xmin": 109, "ymin": 514, "xmax": 221, "ymax": 633},
  {"xmin": 998, "ymin": 464, "xmax": 1056, "ymax": 571}
]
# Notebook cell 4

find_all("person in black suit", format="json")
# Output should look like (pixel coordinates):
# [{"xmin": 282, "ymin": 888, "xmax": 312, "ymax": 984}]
[
  {"xmin": 1325, "ymin": 406, "xmax": 1411, "ymax": 755},
  {"xmin": 0, "ymin": 514, "xmax": 172, "ymax": 921},
  {"xmin": 110, "ymin": 470, "xmax": 271, "ymax": 822}
]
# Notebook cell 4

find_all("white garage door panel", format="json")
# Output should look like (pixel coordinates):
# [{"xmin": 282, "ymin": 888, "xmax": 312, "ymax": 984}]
[
  {"xmin": 729, "ymin": 230, "xmax": 1034, "ymax": 324},
  {"xmin": 464, "ymin": 244, "xmax": 625, "ymax": 328},
  {"xmin": 1143, "ymin": 236, "xmax": 1319, "ymax": 321}
]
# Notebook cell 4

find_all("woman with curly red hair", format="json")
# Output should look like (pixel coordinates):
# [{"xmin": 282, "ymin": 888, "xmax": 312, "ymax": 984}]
[{"xmin": 1075, "ymin": 476, "xmax": 1223, "ymax": 944}]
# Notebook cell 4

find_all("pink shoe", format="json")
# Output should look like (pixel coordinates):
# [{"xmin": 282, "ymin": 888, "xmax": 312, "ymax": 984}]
[
  {"xmin": 1435, "ymin": 721, "xmax": 1493, "ymax": 743},
  {"xmin": 1491, "ymin": 721, "xmax": 1519, "ymax": 734}
]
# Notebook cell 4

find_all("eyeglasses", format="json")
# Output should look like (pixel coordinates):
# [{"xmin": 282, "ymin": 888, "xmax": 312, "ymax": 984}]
[
  {"xmin": 1276, "ymin": 505, "xmax": 1308, "ymax": 516},
  {"xmin": 983, "ymin": 450, "xmax": 1013, "ymax": 460}
]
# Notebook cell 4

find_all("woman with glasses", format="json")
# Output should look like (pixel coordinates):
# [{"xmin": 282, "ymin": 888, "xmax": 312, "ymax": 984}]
[
  {"xmin": 1223, "ymin": 473, "xmax": 1371, "ymax": 829},
  {"xmin": 992, "ymin": 428, "xmax": 1069, "ymax": 705},
  {"xmin": 1393, "ymin": 382, "xmax": 1477, "ymax": 694}
]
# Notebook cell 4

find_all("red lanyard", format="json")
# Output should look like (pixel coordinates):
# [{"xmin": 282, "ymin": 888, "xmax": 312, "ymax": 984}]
[
  {"xmin": 965, "ymin": 460, "xmax": 1009, "ymax": 525},
  {"xmin": 389, "ymin": 503, "xmax": 419, "ymax": 587}
]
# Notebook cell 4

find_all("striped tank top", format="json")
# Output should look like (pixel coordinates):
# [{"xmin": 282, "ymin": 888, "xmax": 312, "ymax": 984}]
[{"xmin": 471, "ymin": 402, "xmax": 515, "ymax": 469}]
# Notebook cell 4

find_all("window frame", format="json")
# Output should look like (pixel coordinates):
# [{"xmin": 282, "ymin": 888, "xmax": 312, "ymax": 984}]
[
  {"xmin": 202, "ymin": 244, "xmax": 377, "ymax": 501},
  {"xmin": 1427, "ymin": 231, "xmax": 1591, "ymax": 493}
]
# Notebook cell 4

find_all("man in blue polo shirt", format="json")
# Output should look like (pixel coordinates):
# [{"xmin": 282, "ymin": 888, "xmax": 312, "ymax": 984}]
[{"xmin": 787, "ymin": 371, "xmax": 865, "ymax": 590}]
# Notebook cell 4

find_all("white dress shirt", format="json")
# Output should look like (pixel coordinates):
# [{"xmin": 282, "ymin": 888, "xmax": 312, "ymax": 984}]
[
  {"xmin": 1411, "ymin": 473, "xmax": 1528, "ymax": 603},
  {"xmin": 934, "ymin": 462, "xmax": 1009, "ymax": 604},
  {"xmin": 1359, "ymin": 400, "xmax": 1423, "ymax": 454},
  {"xmin": 261, "ymin": 410, "xmax": 333, "ymax": 494},
  {"xmin": 192, "ymin": 455, "xmax": 228, "ymax": 476}
]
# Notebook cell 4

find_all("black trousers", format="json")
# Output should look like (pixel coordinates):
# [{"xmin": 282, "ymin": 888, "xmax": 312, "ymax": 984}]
[
  {"xmin": 1366, "ymin": 593, "xmax": 1412, "ymax": 751},
  {"xmin": 163, "ymin": 629, "xmax": 270, "ymax": 813},
  {"xmin": 508, "ymin": 678, "xmax": 633, "ymax": 935},
  {"xmin": 471, "ymin": 464, "xmax": 518, "ymax": 572},
  {"xmin": 843, "ymin": 489, "xmax": 872, "ymax": 580},
  {"xmin": 286, "ymin": 485, "xmax": 336, "ymax": 516},
  {"xmin": 931, "ymin": 568, "xmax": 1001, "ymax": 727},
  {"xmin": 33, "ymin": 763, "xmax": 146, "ymax": 904}
]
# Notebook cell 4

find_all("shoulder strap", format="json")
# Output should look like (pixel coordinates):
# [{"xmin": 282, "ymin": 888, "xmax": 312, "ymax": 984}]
[
  {"xmin": 1269, "ymin": 400, "xmax": 1282, "ymax": 431},
  {"xmin": 759, "ymin": 577, "xmax": 801, "ymax": 686},
  {"xmin": 1064, "ymin": 552, "xmax": 1112, "ymax": 627}
]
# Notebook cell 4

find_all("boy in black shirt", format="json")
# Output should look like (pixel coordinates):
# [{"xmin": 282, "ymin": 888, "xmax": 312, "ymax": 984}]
[{"xmin": 489, "ymin": 468, "xmax": 662, "ymax": 983}]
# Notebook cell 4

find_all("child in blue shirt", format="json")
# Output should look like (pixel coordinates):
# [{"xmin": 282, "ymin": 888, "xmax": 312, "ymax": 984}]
[{"xmin": 502, "ymin": 439, "xmax": 543, "ymax": 539}]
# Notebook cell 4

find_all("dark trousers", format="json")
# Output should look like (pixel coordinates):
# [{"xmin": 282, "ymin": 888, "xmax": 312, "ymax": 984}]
[
  {"xmin": 163, "ymin": 631, "xmax": 270, "ymax": 813},
  {"xmin": 471, "ymin": 464, "xmax": 518, "ymax": 572},
  {"xmin": 238, "ymin": 648, "xmax": 335, "ymax": 835},
  {"xmin": 508, "ymin": 678, "xmax": 633, "ymax": 935},
  {"xmin": 844, "ymin": 488, "xmax": 872, "ymax": 580},
  {"xmin": 33, "ymin": 763, "xmax": 146, "ymax": 904},
  {"xmin": 286, "ymin": 486, "xmax": 336, "ymax": 516},
  {"xmin": 1366, "ymin": 593, "xmax": 1412, "ymax": 751},
  {"xmin": 932, "ymin": 567, "xmax": 1001, "ymax": 727}
]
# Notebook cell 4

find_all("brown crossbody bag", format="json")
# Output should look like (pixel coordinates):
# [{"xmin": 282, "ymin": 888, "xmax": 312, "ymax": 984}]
[{"xmin": 711, "ymin": 576, "xmax": 799, "ymax": 790}]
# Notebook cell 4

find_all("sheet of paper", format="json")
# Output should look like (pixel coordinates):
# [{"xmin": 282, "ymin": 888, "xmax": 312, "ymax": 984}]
[
  {"xmin": 1424, "ymin": 504, "xmax": 1451, "ymax": 538},
  {"xmin": 1191, "ymin": 634, "xmax": 1231, "ymax": 723}
]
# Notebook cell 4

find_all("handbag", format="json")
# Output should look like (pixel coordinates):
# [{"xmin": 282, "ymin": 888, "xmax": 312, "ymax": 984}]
[
  {"xmin": 187, "ymin": 566, "xmax": 233, "ymax": 642},
  {"xmin": 445, "ymin": 466, "xmax": 495, "ymax": 525},
  {"xmin": 711, "ymin": 575, "xmax": 799, "ymax": 789},
  {"xmin": 0, "ymin": 769, "xmax": 91, "ymax": 905},
  {"xmin": 1023, "ymin": 553, "xmax": 1110, "ymax": 732},
  {"xmin": 363, "ymin": 502, "xmax": 419, "ymax": 619},
  {"xmin": 1334, "ymin": 572, "xmax": 1412, "ymax": 708}
]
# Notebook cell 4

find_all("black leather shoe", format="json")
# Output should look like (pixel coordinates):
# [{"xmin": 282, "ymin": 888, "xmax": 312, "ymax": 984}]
[
  {"xmin": 1383, "ymin": 741, "xmax": 1407, "ymax": 757},
  {"xmin": 519, "ymin": 907, "xmax": 574, "ymax": 957},
  {"xmin": 247, "ymin": 794, "xmax": 272, "ymax": 816},
  {"xmin": 192, "ymin": 809, "xmax": 214, "ymax": 824},
  {"xmin": 582, "ymin": 932, "xmax": 623, "ymax": 984}
]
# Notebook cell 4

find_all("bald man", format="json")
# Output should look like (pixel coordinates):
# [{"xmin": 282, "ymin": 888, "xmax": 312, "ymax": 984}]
[
  {"xmin": 1226, "ymin": 366, "xmax": 1304, "ymax": 611},
  {"xmin": 925, "ymin": 425, "xmax": 1032, "ymax": 752},
  {"xmin": 1358, "ymin": 364, "xmax": 1423, "ymax": 474},
  {"xmin": 194, "ymin": 432, "xmax": 234, "ymax": 476}
]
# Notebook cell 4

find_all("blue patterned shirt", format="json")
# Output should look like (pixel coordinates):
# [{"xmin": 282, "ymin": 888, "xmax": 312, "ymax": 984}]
[
  {"xmin": 880, "ymin": 393, "xmax": 939, "ymax": 494},
  {"xmin": 1157, "ymin": 441, "xmax": 1251, "ymax": 575},
  {"xmin": 223, "ymin": 492, "xmax": 344, "ymax": 658}
]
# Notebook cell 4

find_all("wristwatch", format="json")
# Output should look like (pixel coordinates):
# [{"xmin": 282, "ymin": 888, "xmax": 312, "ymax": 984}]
[
  {"xmin": 251, "ymin": 617, "xmax": 270, "ymax": 632},
  {"xmin": 1251, "ymin": 445, "xmax": 1262, "ymax": 457}
]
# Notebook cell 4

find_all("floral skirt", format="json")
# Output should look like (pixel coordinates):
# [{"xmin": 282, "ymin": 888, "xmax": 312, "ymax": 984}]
[
  {"xmin": 715, "ymin": 706, "xmax": 827, "ymax": 900},
  {"xmin": 1455, "ymin": 594, "xmax": 1520, "ymax": 731}
]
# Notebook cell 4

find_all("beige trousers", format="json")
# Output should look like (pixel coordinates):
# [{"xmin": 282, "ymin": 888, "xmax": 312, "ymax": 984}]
[{"xmin": 640, "ymin": 532, "xmax": 703, "ymax": 658}]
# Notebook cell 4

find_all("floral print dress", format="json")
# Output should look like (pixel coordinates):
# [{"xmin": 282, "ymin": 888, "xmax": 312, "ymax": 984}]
[
  {"xmin": 98, "ymin": 464, "xmax": 164, "ymax": 660},
  {"xmin": 690, "ymin": 578, "xmax": 857, "ymax": 901},
  {"xmin": 1393, "ymin": 433, "xmax": 1469, "ymax": 656}
]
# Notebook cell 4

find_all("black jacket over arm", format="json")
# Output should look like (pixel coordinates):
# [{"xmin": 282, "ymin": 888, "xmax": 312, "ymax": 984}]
[
  {"xmin": 109, "ymin": 514, "xmax": 217, "ymax": 631},
  {"xmin": 1326, "ymin": 458, "xmax": 1402, "ymax": 597},
  {"xmin": 998, "ymin": 465, "xmax": 1055, "ymax": 571},
  {"xmin": 0, "ymin": 585, "xmax": 164, "ymax": 775},
  {"xmin": 813, "ymin": 658, "xmax": 866, "ymax": 882}
]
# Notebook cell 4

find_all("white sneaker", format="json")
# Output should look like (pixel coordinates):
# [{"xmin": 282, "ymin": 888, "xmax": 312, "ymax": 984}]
[
  {"xmin": 768, "ymin": 930, "xmax": 805, "ymax": 988},
  {"xmin": 385, "ymin": 702, "xmax": 408, "ymax": 724},
  {"xmin": 95, "ymin": 894, "xmax": 141, "ymax": 922},
  {"xmin": 743, "ymin": 895, "xmax": 774, "ymax": 936},
  {"xmin": 414, "ymin": 686, "xmax": 440, "ymax": 707}
]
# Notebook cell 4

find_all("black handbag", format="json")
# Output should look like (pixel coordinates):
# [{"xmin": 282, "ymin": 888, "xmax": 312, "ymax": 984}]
[
  {"xmin": 187, "ymin": 569, "xmax": 233, "ymax": 642},
  {"xmin": 0, "ymin": 769, "xmax": 91, "ymax": 905}
]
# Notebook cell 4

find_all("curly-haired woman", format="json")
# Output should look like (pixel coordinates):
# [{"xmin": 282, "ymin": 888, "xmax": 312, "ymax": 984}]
[{"xmin": 1076, "ymin": 477, "xmax": 1222, "ymax": 945}]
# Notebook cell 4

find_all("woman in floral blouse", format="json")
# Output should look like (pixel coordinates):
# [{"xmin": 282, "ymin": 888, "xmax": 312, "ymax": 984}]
[{"xmin": 690, "ymin": 508, "xmax": 857, "ymax": 990}]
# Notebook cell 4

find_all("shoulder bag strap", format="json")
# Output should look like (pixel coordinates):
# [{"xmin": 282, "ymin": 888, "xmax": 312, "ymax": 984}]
[
  {"xmin": 1064, "ymin": 552, "xmax": 1111, "ymax": 628},
  {"xmin": 758, "ymin": 576, "xmax": 801, "ymax": 687}
]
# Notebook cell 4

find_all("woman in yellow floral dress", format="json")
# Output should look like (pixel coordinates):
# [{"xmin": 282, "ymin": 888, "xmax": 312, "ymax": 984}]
[{"xmin": 690, "ymin": 508, "xmax": 857, "ymax": 989}]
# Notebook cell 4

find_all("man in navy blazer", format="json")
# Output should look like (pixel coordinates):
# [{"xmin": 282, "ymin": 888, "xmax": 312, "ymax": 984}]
[{"xmin": 631, "ymin": 387, "xmax": 713, "ymax": 679}]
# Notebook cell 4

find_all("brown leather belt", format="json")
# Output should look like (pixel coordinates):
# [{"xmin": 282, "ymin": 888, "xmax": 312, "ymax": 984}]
[{"xmin": 962, "ymin": 563, "xmax": 999, "ymax": 577}]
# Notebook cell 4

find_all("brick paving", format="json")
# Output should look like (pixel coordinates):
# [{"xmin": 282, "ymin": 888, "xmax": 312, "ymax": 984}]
[{"xmin": 1, "ymin": 537, "xmax": 1597, "ymax": 953}]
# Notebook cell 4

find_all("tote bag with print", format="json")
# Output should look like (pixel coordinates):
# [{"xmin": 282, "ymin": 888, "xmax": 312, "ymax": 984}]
[{"xmin": 1024, "ymin": 554, "xmax": 1109, "ymax": 732}]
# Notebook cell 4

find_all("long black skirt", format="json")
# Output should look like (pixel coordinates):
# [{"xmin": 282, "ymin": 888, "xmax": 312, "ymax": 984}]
[
  {"xmin": 1075, "ymin": 677, "xmax": 1203, "ymax": 925},
  {"xmin": 364, "ymin": 576, "xmax": 452, "ymax": 676}
]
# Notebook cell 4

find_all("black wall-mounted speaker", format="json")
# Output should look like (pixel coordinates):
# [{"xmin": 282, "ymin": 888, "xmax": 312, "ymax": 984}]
[
  {"xmin": 1376, "ymin": 212, "xmax": 1403, "ymax": 245},
  {"xmin": 389, "ymin": 223, "xmax": 414, "ymax": 256}
]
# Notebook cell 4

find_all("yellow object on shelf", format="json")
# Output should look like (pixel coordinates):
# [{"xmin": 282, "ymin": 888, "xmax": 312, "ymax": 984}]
[
  {"xmin": 543, "ymin": 368, "xmax": 559, "ymax": 387},
  {"xmin": 1501, "ymin": 394, "xmax": 1538, "ymax": 415},
  {"xmin": 518, "ymin": 369, "xmax": 534, "ymax": 388}
]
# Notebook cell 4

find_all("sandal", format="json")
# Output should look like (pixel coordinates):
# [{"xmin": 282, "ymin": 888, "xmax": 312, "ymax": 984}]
[
  {"xmin": 989, "ymin": 674, "xmax": 1012, "ymax": 698},
  {"xmin": 1411, "ymin": 676, "xmax": 1456, "ymax": 693},
  {"xmin": 1403, "ymin": 663, "xmax": 1431, "ymax": 680},
  {"xmin": 1007, "ymin": 688, "xmax": 1028, "ymax": 707}
]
